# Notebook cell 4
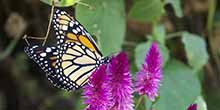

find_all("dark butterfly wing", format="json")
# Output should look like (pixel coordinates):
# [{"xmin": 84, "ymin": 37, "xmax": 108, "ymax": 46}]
[
  {"xmin": 52, "ymin": 9, "xmax": 102, "ymax": 56},
  {"xmin": 24, "ymin": 45, "xmax": 57, "ymax": 74},
  {"xmin": 24, "ymin": 45, "xmax": 76, "ymax": 91}
]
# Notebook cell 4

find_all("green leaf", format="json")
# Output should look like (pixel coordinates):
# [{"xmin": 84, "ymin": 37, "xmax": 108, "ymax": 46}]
[
  {"xmin": 182, "ymin": 32, "xmax": 209, "ymax": 71},
  {"xmin": 150, "ymin": 25, "xmax": 166, "ymax": 45},
  {"xmin": 195, "ymin": 96, "xmax": 208, "ymax": 110},
  {"xmin": 129, "ymin": 0, "xmax": 164, "ymax": 22},
  {"xmin": 40, "ymin": 0, "xmax": 78, "ymax": 7},
  {"xmin": 155, "ymin": 59, "xmax": 201, "ymax": 110},
  {"xmin": 76, "ymin": 0, "xmax": 125, "ymax": 55},
  {"xmin": 165, "ymin": 0, "xmax": 183, "ymax": 17},
  {"xmin": 135, "ymin": 41, "xmax": 169, "ymax": 69}
]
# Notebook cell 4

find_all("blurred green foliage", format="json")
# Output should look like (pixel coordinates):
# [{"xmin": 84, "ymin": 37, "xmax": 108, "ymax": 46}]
[
  {"xmin": 24, "ymin": 0, "xmax": 210, "ymax": 110},
  {"xmin": 182, "ymin": 32, "xmax": 209, "ymax": 72}
]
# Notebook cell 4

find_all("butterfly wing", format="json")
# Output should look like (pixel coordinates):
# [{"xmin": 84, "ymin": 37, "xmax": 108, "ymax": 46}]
[
  {"xmin": 24, "ymin": 45, "xmax": 76, "ymax": 91},
  {"xmin": 55, "ymin": 42, "xmax": 103, "ymax": 88},
  {"xmin": 24, "ymin": 45, "xmax": 58, "ymax": 74},
  {"xmin": 52, "ymin": 9, "xmax": 102, "ymax": 56}
]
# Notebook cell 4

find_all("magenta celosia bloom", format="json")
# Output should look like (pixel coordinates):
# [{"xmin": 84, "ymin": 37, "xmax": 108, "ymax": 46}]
[
  {"xmin": 108, "ymin": 52, "xmax": 134, "ymax": 110},
  {"xmin": 135, "ymin": 42, "xmax": 162, "ymax": 101},
  {"xmin": 187, "ymin": 103, "xmax": 197, "ymax": 110},
  {"xmin": 83, "ymin": 64, "xmax": 110, "ymax": 110}
]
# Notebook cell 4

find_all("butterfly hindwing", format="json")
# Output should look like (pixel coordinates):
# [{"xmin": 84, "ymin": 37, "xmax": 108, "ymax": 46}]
[
  {"xmin": 24, "ymin": 45, "xmax": 58, "ymax": 74},
  {"xmin": 55, "ymin": 42, "xmax": 102, "ymax": 88},
  {"xmin": 24, "ymin": 45, "xmax": 76, "ymax": 91}
]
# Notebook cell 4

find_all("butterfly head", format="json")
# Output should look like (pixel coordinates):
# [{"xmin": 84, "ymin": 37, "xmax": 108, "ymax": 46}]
[{"xmin": 101, "ymin": 56, "xmax": 111, "ymax": 64}]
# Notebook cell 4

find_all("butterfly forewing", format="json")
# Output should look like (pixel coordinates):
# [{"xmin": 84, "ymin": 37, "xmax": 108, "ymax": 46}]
[{"xmin": 52, "ymin": 9, "xmax": 102, "ymax": 56}]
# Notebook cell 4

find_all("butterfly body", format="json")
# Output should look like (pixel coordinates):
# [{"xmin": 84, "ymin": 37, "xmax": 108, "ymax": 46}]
[{"xmin": 24, "ymin": 9, "xmax": 110, "ymax": 91}]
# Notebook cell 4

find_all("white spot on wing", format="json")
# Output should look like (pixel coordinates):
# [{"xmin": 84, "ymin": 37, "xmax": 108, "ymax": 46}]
[
  {"xmin": 70, "ymin": 22, "xmax": 74, "ymax": 27},
  {"xmin": 76, "ymin": 27, "xmax": 81, "ymax": 32},
  {"xmin": 72, "ymin": 29, "xmax": 78, "ymax": 34},
  {"xmin": 40, "ymin": 53, "xmax": 46, "ymax": 57},
  {"xmin": 46, "ymin": 48, "xmax": 52, "ymax": 52},
  {"xmin": 62, "ymin": 25, "xmax": 68, "ymax": 30},
  {"xmin": 75, "ymin": 21, "xmax": 79, "ymax": 25}
]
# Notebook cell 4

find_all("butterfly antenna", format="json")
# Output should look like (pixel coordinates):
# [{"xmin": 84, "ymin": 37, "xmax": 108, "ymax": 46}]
[{"xmin": 23, "ymin": 33, "xmax": 48, "ymax": 45}]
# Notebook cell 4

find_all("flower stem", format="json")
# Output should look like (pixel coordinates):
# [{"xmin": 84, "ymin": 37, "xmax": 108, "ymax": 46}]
[
  {"xmin": 0, "ymin": 38, "xmax": 19, "ymax": 61},
  {"xmin": 23, "ymin": 35, "xmax": 30, "ymax": 46},
  {"xmin": 166, "ymin": 31, "xmax": 185, "ymax": 39},
  {"xmin": 76, "ymin": 0, "xmax": 94, "ymax": 10},
  {"xmin": 42, "ymin": 0, "xmax": 55, "ymax": 46},
  {"xmin": 150, "ymin": 101, "xmax": 154, "ymax": 109},
  {"xmin": 206, "ymin": 0, "xmax": 216, "ymax": 32},
  {"xmin": 135, "ymin": 95, "xmax": 144, "ymax": 110}
]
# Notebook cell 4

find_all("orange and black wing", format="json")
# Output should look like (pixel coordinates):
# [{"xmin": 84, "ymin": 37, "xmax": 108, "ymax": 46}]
[{"xmin": 52, "ymin": 9, "xmax": 102, "ymax": 56}]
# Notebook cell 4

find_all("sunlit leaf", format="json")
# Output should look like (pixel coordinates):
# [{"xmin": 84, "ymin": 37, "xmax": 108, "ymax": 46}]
[
  {"xmin": 165, "ymin": 0, "xmax": 183, "ymax": 17},
  {"xmin": 129, "ymin": 0, "xmax": 164, "ymax": 22},
  {"xmin": 195, "ymin": 96, "xmax": 208, "ymax": 110},
  {"xmin": 148, "ymin": 25, "xmax": 166, "ymax": 45},
  {"xmin": 182, "ymin": 32, "xmax": 209, "ymax": 71},
  {"xmin": 76, "ymin": 0, "xmax": 125, "ymax": 55},
  {"xmin": 155, "ymin": 59, "xmax": 201, "ymax": 110}
]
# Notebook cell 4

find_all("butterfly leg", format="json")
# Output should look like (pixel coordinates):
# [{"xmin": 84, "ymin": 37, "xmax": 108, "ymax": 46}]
[{"xmin": 22, "ymin": 34, "xmax": 46, "ymax": 46}]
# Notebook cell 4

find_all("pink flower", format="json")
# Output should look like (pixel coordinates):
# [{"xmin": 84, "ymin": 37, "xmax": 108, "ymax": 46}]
[
  {"xmin": 187, "ymin": 103, "xmax": 197, "ymax": 110},
  {"xmin": 135, "ymin": 42, "xmax": 162, "ymax": 101},
  {"xmin": 83, "ymin": 64, "xmax": 110, "ymax": 110},
  {"xmin": 108, "ymin": 52, "xmax": 134, "ymax": 110}
]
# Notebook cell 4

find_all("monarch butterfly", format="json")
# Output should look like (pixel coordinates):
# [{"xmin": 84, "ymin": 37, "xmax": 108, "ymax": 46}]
[{"xmin": 24, "ymin": 9, "xmax": 110, "ymax": 91}]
